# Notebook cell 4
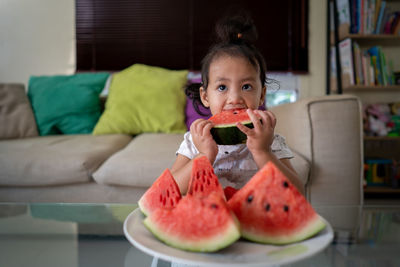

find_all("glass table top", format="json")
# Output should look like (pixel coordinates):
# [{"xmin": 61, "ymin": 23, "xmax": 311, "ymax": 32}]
[{"xmin": 0, "ymin": 203, "xmax": 399, "ymax": 267}]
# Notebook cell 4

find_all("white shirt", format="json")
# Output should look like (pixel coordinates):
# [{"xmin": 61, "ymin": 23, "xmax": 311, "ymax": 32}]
[{"xmin": 176, "ymin": 132, "xmax": 294, "ymax": 189}]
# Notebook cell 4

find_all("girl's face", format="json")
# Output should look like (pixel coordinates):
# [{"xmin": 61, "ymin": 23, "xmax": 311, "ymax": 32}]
[{"xmin": 200, "ymin": 55, "xmax": 266, "ymax": 116}]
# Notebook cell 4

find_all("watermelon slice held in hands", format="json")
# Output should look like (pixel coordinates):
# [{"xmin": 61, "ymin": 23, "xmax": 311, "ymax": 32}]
[
  {"xmin": 228, "ymin": 162, "xmax": 326, "ymax": 245},
  {"xmin": 187, "ymin": 156, "xmax": 225, "ymax": 199},
  {"xmin": 143, "ymin": 192, "xmax": 240, "ymax": 252},
  {"xmin": 209, "ymin": 109, "xmax": 260, "ymax": 145},
  {"xmin": 138, "ymin": 169, "xmax": 181, "ymax": 217}
]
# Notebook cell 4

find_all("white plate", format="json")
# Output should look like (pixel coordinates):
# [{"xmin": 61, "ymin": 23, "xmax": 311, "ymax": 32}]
[{"xmin": 123, "ymin": 208, "xmax": 334, "ymax": 267}]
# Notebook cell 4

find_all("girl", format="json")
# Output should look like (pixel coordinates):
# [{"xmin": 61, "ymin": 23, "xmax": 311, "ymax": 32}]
[{"xmin": 171, "ymin": 14, "xmax": 303, "ymax": 195}]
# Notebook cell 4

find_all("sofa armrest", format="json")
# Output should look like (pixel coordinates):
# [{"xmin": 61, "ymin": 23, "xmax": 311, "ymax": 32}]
[{"xmin": 270, "ymin": 95, "xmax": 364, "ymax": 205}]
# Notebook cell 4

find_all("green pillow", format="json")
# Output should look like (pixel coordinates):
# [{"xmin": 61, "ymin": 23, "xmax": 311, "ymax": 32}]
[
  {"xmin": 28, "ymin": 73, "xmax": 110, "ymax": 135},
  {"xmin": 93, "ymin": 64, "xmax": 188, "ymax": 135}
]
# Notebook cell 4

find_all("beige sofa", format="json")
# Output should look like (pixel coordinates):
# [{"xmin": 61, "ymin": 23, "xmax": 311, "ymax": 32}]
[{"xmin": 0, "ymin": 83, "xmax": 364, "ymax": 205}]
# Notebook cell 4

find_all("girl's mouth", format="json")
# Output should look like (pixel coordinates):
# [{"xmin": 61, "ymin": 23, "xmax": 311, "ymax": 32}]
[{"xmin": 223, "ymin": 107, "xmax": 247, "ymax": 111}]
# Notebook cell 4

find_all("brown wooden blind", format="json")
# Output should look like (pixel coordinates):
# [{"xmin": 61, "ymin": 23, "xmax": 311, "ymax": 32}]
[{"xmin": 76, "ymin": 0, "xmax": 308, "ymax": 72}]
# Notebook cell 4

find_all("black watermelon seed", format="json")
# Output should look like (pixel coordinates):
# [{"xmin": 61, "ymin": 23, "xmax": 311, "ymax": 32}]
[
  {"xmin": 284, "ymin": 205, "xmax": 289, "ymax": 212},
  {"xmin": 211, "ymin": 204, "xmax": 218, "ymax": 209},
  {"xmin": 247, "ymin": 195, "xmax": 253, "ymax": 203},
  {"xmin": 283, "ymin": 181, "xmax": 289, "ymax": 188},
  {"xmin": 265, "ymin": 204, "xmax": 271, "ymax": 211}
]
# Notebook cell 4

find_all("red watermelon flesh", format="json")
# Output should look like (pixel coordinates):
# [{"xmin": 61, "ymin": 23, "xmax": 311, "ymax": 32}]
[
  {"xmin": 187, "ymin": 156, "xmax": 225, "ymax": 199},
  {"xmin": 228, "ymin": 162, "xmax": 325, "ymax": 245},
  {"xmin": 208, "ymin": 109, "xmax": 261, "ymax": 145},
  {"xmin": 138, "ymin": 168, "xmax": 181, "ymax": 217},
  {"xmin": 224, "ymin": 186, "xmax": 238, "ymax": 201},
  {"xmin": 208, "ymin": 109, "xmax": 253, "ymax": 125},
  {"xmin": 143, "ymin": 192, "xmax": 240, "ymax": 252}
]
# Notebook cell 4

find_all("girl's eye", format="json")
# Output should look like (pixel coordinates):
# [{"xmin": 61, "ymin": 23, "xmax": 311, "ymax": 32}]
[
  {"xmin": 242, "ymin": 84, "xmax": 252, "ymax": 91},
  {"xmin": 217, "ymin": 85, "xmax": 227, "ymax": 92}
]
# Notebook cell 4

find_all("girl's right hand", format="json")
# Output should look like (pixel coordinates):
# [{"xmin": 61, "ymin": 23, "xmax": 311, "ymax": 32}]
[{"xmin": 190, "ymin": 119, "xmax": 218, "ymax": 163}]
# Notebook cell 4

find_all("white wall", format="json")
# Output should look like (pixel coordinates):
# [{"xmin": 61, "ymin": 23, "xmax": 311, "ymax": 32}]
[
  {"xmin": 0, "ymin": 0, "xmax": 329, "ymax": 97},
  {"xmin": 0, "ymin": 0, "xmax": 75, "ymax": 87},
  {"xmin": 298, "ymin": 0, "xmax": 328, "ymax": 98}
]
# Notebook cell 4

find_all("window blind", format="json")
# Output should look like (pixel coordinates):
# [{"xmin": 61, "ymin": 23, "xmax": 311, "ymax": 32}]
[{"xmin": 76, "ymin": 0, "xmax": 308, "ymax": 72}]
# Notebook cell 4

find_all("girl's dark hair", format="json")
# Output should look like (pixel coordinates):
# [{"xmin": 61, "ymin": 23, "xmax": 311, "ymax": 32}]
[{"xmin": 186, "ymin": 11, "xmax": 272, "ymax": 116}]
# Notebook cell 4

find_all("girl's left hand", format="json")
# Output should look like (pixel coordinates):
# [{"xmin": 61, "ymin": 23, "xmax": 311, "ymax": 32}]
[{"xmin": 236, "ymin": 109, "xmax": 276, "ymax": 155}]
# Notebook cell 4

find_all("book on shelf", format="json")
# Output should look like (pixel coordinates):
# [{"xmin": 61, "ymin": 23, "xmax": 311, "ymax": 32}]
[
  {"xmin": 339, "ymin": 38, "xmax": 356, "ymax": 88},
  {"xmin": 337, "ymin": 40, "xmax": 396, "ymax": 88},
  {"xmin": 368, "ymin": 46, "xmax": 384, "ymax": 85},
  {"xmin": 339, "ymin": 0, "xmax": 400, "ymax": 35},
  {"xmin": 380, "ymin": 49, "xmax": 390, "ymax": 85},
  {"xmin": 336, "ymin": 0, "xmax": 352, "ymax": 39},
  {"xmin": 330, "ymin": 1, "xmax": 399, "ymax": 92},
  {"xmin": 353, "ymin": 41, "xmax": 364, "ymax": 84},
  {"xmin": 384, "ymin": 11, "xmax": 400, "ymax": 34},
  {"xmin": 375, "ymin": 0, "xmax": 387, "ymax": 34},
  {"xmin": 330, "ymin": 47, "xmax": 338, "ymax": 92},
  {"xmin": 394, "ymin": 13, "xmax": 400, "ymax": 34}
]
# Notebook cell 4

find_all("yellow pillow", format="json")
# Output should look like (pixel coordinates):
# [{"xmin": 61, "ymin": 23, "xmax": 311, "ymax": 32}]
[{"xmin": 93, "ymin": 64, "xmax": 188, "ymax": 135}]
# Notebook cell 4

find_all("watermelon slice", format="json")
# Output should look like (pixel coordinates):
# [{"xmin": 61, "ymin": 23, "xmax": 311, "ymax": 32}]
[
  {"xmin": 209, "ymin": 109, "xmax": 259, "ymax": 145},
  {"xmin": 224, "ymin": 186, "xmax": 238, "ymax": 201},
  {"xmin": 187, "ymin": 156, "xmax": 225, "ymax": 199},
  {"xmin": 143, "ymin": 192, "xmax": 240, "ymax": 252},
  {"xmin": 228, "ymin": 162, "xmax": 326, "ymax": 245},
  {"xmin": 138, "ymin": 168, "xmax": 181, "ymax": 217}
]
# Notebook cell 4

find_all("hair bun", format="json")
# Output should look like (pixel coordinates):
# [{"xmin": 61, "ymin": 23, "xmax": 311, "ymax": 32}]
[{"xmin": 215, "ymin": 12, "xmax": 258, "ymax": 45}]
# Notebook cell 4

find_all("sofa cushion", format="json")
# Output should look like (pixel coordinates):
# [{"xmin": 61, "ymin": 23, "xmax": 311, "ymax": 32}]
[
  {"xmin": 28, "ymin": 73, "xmax": 110, "ymax": 135},
  {"xmin": 0, "ymin": 83, "xmax": 38, "ymax": 139},
  {"xmin": 93, "ymin": 132, "xmax": 310, "ymax": 189},
  {"xmin": 93, "ymin": 133, "xmax": 184, "ymax": 187},
  {"xmin": 93, "ymin": 64, "xmax": 188, "ymax": 135},
  {"xmin": 0, "ymin": 134, "xmax": 132, "ymax": 186},
  {"xmin": 290, "ymin": 149, "xmax": 310, "ymax": 189}
]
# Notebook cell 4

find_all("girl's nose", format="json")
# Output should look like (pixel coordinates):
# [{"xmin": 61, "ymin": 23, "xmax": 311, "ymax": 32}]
[{"xmin": 227, "ymin": 88, "xmax": 244, "ymax": 104}]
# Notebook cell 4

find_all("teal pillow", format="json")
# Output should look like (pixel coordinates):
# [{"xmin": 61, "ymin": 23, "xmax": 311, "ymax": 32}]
[{"xmin": 28, "ymin": 73, "xmax": 110, "ymax": 135}]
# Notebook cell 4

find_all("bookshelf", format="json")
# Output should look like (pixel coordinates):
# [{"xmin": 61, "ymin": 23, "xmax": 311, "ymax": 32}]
[
  {"xmin": 345, "ymin": 33, "xmax": 400, "ymax": 39},
  {"xmin": 364, "ymin": 187, "xmax": 400, "ymax": 193},
  {"xmin": 364, "ymin": 135, "xmax": 400, "ymax": 140},
  {"xmin": 343, "ymin": 84, "xmax": 400, "ymax": 91},
  {"xmin": 328, "ymin": 0, "xmax": 400, "ymax": 199}
]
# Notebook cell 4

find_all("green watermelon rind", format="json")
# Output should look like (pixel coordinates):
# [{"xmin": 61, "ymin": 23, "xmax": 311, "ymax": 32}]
[
  {"xmin": 211, "ymin": 122, "xmax": 254, "ymax": 145},
  {"xmin": 241, "ymin": 214, "xmax": 326, "ymax": 245},
  {"xmin": 138, "ymin": 198, "xmax": 150, "ymax": 217},
  {"xmin": 143, "ymin": 215, "xmax": 241, "ymax": 252}
]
